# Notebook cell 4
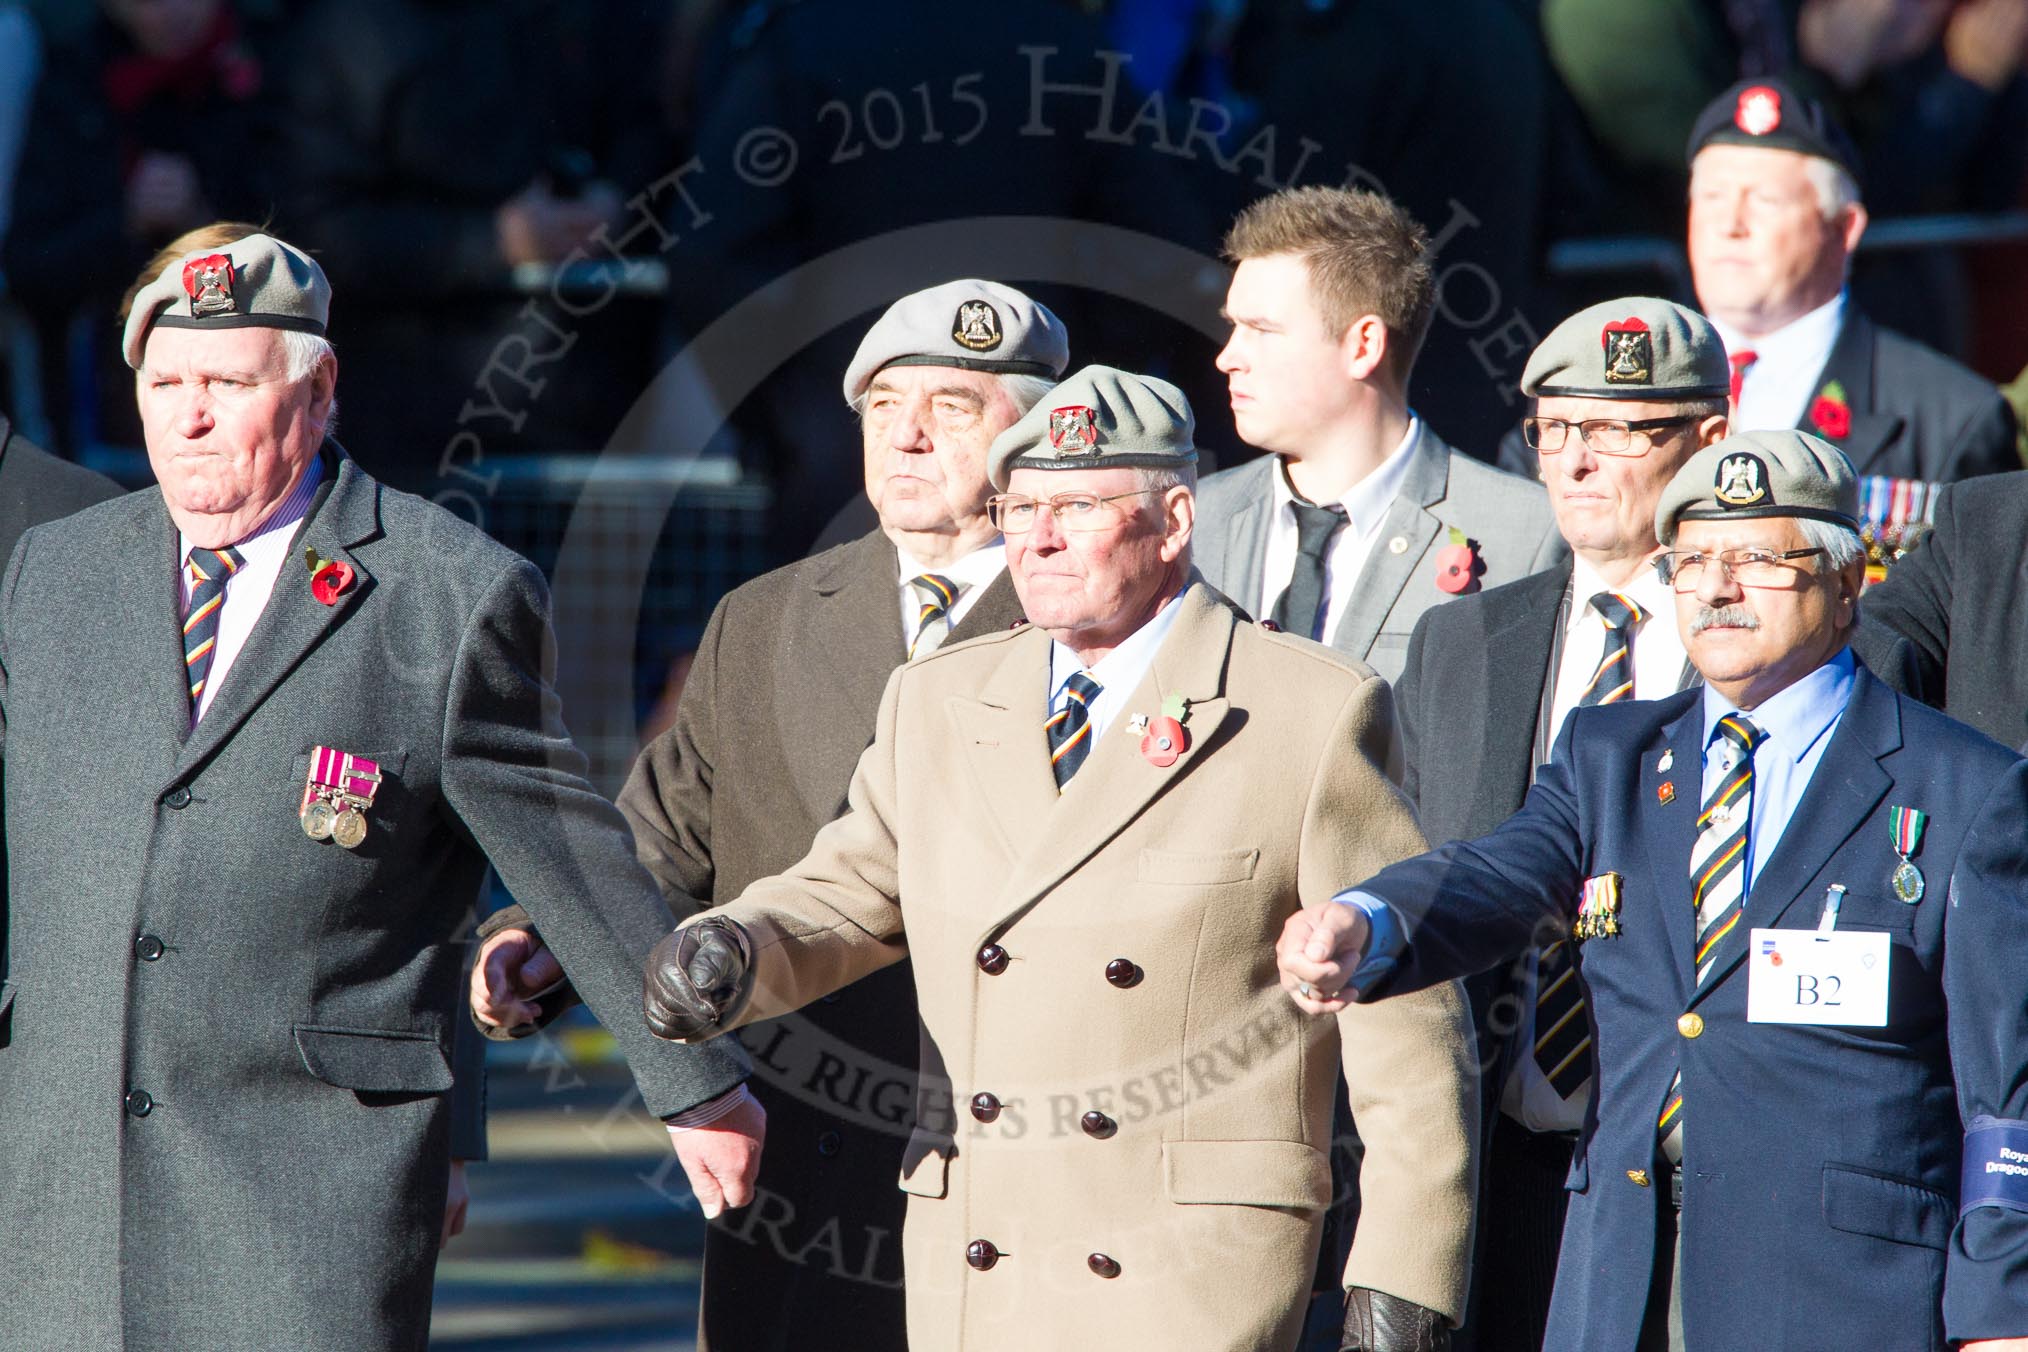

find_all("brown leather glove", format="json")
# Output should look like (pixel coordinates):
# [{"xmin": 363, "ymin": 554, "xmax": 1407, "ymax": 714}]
[
  {"xmin": 1340, "ymin": 1287, "xmax": 1451, "ymax": 1352},
  {"xmin": 643, "ymin": 916, "xmax": 754, "ymax": 1040}
]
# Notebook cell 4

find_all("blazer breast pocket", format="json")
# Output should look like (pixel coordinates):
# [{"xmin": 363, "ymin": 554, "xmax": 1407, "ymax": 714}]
[{"xmin": 1139, "ymin": 846, "xmax": 1260, "ymax": 887}]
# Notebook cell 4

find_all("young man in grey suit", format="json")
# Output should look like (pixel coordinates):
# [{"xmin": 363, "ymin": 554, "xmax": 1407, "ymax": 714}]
[
  {"xmin": 0, "ymin": 234, "xmax": 742, "ymax": 1352},
  {"xmin": 473, "ymin": 280, "xmax": 1061, "ymax": 1350},
  {"xmin": 1194, "ymin": 187, "xmax": 1565, "ymax": 684}
]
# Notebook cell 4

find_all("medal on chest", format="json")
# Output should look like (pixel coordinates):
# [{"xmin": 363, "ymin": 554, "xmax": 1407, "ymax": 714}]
[{"xmin": 300, "ymin": 746, "xmax": 383, "ymax": 849}]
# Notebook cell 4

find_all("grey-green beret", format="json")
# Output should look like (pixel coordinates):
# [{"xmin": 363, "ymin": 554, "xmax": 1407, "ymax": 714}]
[
  {"xmin": 1655, "ymin": 429, "xmax": 1859, "ymax": 545},
  {"xmin": 842, "ymin": 279, "xmax": 1069, "ymax": 403},
  {"xmin": 1522, "ymin": 297, "xmax": 1729, "ymax": 402},
  {"xmin": 123, "ymin": 233, "xmax": 331, "ymax": 369},
  {"xmin": 987, "ymin": 364, "xmax": 1195, "ymax": 491}
]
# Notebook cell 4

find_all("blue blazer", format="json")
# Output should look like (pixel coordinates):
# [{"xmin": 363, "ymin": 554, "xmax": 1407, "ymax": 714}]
[{"xmin": 1359, "ymin": 663, "xmax": 2028, "ymax": 1350}]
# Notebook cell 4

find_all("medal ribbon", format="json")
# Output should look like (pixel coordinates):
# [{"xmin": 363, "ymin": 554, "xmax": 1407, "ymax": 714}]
[{"xmin": 1890, "ymin": 805, "xmax": 1926, "ymax": 858}]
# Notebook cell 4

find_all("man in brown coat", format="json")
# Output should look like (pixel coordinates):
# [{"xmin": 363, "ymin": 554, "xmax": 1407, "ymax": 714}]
[
  {"xmin": 472, "ymin": 280, "xmax": 1064, "ymax": 1348},
  {"xmin": 645, "ymin": 366, "xmax": 1479, "ymax": 1351}
]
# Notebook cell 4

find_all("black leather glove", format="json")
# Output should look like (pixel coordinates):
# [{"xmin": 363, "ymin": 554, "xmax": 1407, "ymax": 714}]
[
  {"xmin": 643, "ymin": 916, "xmax": 755, "ymax": 1040},
  {"xmin": 1340, "ymin": 1287, "xmax": 1451, "ymax": 1352}
]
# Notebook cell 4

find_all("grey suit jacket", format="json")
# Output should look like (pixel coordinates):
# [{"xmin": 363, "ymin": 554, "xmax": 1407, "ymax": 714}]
[
  {"xmin": 0, "ymin": 446, "xmax": 743, "ymax": 1351},
  {"xmin": 1193, "ymin": 425, "xmax": 1567, "ymax": 683}
]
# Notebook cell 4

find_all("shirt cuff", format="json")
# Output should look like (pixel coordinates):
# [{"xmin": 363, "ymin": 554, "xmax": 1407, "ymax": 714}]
[
  {"xmin": 662, "ymin": 1083, "xmax": 757, "ymax": 1132},
  {"xmin": 1329, "ymin": 890, "xmax": 1407, "ymax": 991}
]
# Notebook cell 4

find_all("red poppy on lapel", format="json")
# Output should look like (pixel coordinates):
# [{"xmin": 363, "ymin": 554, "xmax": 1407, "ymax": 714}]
[
  {"xmin": 1809, "ymin": 381, "xmax": 1851, "ymax": 439},
  {"xmin": 1140, "ymin": 715, "xmax": 1187, "ymax": 768},
  {"xmin": 1434, "ymin": 527, "xmax": 1480, "ymax": 595},
  {"xmin": 310, "ymin": 559, "xmax": 355, "ymax": 606}
]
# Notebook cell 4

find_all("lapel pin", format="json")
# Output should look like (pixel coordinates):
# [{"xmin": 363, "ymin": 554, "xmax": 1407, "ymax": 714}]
[
  {"xmin": 1140, "ymin": 693, "xmax": 1191, "ymax": 768},
  {"xmin": 1657, "ymin": 749, "xmax": 1673, "ymax": 773},
  {"xmin": 1657, "ymin": 781, "xmax": 1675, "ymax": 806},
  {"xmin": 305, "ymin": 547, "xmax": 355, "ymax": 606}
]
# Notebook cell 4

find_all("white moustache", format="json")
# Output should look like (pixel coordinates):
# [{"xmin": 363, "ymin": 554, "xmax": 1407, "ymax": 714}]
[{"xmin": 1690, "ymin": 605, "xmax": 1761, "ymax": 635}]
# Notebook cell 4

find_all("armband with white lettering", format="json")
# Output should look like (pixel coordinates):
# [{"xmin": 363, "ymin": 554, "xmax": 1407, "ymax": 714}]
[{"xmin": 1960, "ymin": 1115, "xmax": 2028, "ymax": 1215}]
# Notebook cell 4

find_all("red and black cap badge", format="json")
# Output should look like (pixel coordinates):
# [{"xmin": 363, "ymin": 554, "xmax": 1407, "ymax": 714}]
[
  {"xmin": 1601, "ymin": 317, "xmax": 1652, "ymax": 385},
  {"xmin": 1048, "ymin": 405, "xmax": 1098, "ymax": 455},
  {"xmin": 182, "ymin": 254, "xmax": 238, "ymax": 317}
]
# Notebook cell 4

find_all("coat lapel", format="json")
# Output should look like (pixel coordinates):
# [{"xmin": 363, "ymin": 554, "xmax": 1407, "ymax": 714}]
[
  {"xmin": 1479, "ymin": 563, "xmax": 1568, "ymax": 797},
  {"xmin": 1640, "ymin": 699, "xmax": 1706, "ymax": 981},
  {"xmin": 1691, "ymin": 671, "xmax": 1899, "ymax": 1000},
  {"xmin": 1332, "ymin": 426, "xmax": 1446, "ymax": 661},
  {"xmin": 971, "ymin": 585, "xmax": 1237, "ymax": 946},
  {"xmin": 1221, "ymin": 458, "xmax": 1273, "ymax": 619},
  {"xmin": 170, "ymin": 451, "xmax": 378, "ymax": 783},
  {"xmin": 1810, "ymin": 311, "xmax": 1904, "ymax": 474},
  {"xmin": 128, "ymin": 494, "xmax": 202, "ymax": 755},
  {"xmin": 947, "ymin": 627, "xmax": 1060, "ymax": 863},
  {"xmin": 783, "ymin": 532, "xmax": 911, "ymax": 822}
]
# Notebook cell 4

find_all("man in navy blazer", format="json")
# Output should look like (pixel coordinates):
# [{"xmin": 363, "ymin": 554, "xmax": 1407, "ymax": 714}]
[{"xmin": 1281, "ymin": 429, "xmax": 2028, "ymax": 1351}]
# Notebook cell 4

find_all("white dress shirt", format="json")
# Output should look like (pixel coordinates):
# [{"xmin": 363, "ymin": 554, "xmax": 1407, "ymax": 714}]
[
  {"xmin": 896, "ymin": 541, "xmax": 1007, "ymax": 653},
  {"xmin": 177, "ymin": 461, "xmax": 323, "ymax": 724},
  {"xmin": 1506, "ymin": 552, "xmax": 1686, "ymax": 1133},
  {"xmin": 1257, "ymin": 417, "xmax": 1422, "ymax": 642},
  {"xmin": 1713, "ymin": 291, "xmax": 1847, "ymax": 434},
  {"xmin": 1543, "ymin": 554, "xmax": 1684, "ymax": 750},
  {"xmin": 1046, "ymin": 588, "xmax": 1187, "ymax": 755}
]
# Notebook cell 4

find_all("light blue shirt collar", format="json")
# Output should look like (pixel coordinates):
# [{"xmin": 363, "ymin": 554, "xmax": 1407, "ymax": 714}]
[{"xmin": 1698, "ymin": 646, "xmax": 1854, "ymax": 769}]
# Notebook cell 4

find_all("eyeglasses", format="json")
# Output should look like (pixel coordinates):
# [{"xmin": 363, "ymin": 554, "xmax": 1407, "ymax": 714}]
[
  {"xmin": 1523, "ymin": 415, "xmax": 1699, "ymax": 455},
  {"xmin": 1659, "ymin": 547, "xmax": 1826, "ymax": 592},
  {"xmin": 987, "ymin": 490, "xmax": 1160, "ymax": 533}
]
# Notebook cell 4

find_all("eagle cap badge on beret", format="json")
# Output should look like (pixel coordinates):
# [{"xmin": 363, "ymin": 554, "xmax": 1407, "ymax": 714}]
[
  {"xmin": 1601, "ymin": 317, "xmax": 1653, "ymax": 385},
  {"xmin": 183, "ymin": 254, "xmax": 238, "ymax": 317},
  {"xmin": 1049, "ymin": 405, "xmax": 1098, "ymax": 454},
  {"xmin": 952, "ymin": 299, "xmax": 1003, "ymax": 352},
  {"xmin": 1714, "ymin": 452, "xmax": 1770, "ymax": 507},
  {"xmin": 1735, "ymin": 85, "xmax": 1782, "ymax": 137}
]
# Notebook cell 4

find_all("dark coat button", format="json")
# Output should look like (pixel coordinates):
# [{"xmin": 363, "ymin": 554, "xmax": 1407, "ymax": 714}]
[
  {"xmin": 977, "ymin": 944, "xmax": 1010, "ymax": 975},
  {"xmin": 135, "ymin": 935, "xmax": 165, "ymax": 961},
  {"xmin": 125, "ymin": 1089, "xmax": 154, "ymax": 1117},
  {"xmin": 162, "ymin": 787, "xmax": 191, "ymax": 810},
  {"xmin": 971, "ymin": 1092, "xmax": 1001, "ymax": 1123},
  {"xmin": 1104, "ymin": 958, "xmax": 1140, "ymax": 989},
  {"xmin": 1259, "ymin": 619, "xmax": 1281, "ymax": 633},
  {"xmin": 816, "ymin": 1131, "xmax": 842, "ymax": 1157},
  {"xmin": 1080, "ymin": 1111, "xmax": 1116, "ymax": 1139},
  {"xmin": 966, "ymin": 1239, "xmax": 999, "ymax": 1271},
  {"xmin": 1088, "ymin": 1253, "xmax": 1121, "ymax": 1279}
]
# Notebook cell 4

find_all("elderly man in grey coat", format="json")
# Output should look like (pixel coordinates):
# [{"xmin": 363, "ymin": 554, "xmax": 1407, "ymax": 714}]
[{"xmin": 0, "ymin": 233, "xmax": 746, "ymax": 1351}]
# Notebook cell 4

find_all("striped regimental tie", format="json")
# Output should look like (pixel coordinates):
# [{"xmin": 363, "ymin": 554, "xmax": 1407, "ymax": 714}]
[
  {"xmin": 183, "ymin": 545, "xmax": 246, "ymax": 708},
  {"xmin": 1577, "ymin": 591, "xmax": 1644, "ymax": 707},
  {"xmin": 908, "ymin": 573, "xmax": 967, "ymax": 659},
  {"xmin": 1045, "ymin": 672, "xmax": 1103, "ymax": 790},
  {"xmin": 1659, "ymin": 713, "xmax": 1767, "ymax": 1161},
  {"xmin": 1532, "ymin": 592, "xmax": 1645, "ymax": 1103}
]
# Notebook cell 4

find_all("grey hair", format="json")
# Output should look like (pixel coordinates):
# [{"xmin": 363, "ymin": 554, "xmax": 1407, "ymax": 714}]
[
  {"xmin": 1136, "ymin": 464, "xmax": 1198, "ymax": 495},
  {"xmin": 1797, "ymin": 516, "xmax": 1865, "ymax": 569},
  {"xmin": 1802, "ymin": 158, "xmax": 1862, "ymax": 225},
  {"xmin": 279, "ymin": 330, "xmax": 336, "ymax": 384},
  {"xmin": 277, "ymin": 330, "xmax": 338, "ymax": 434},
  {"xmin": 850, "ymin": 369, "xmax": 1060, "ymax": 419}
]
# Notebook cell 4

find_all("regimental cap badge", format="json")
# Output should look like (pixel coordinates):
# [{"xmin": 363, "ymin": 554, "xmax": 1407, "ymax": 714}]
[
  {"xmin": 182, "ymin": 253, "xmax": 238, "ymax": 318},
  {"xmin": 1714, "ymin": 452, "xmax": 1769, "ymax": 507},
  {"xmin": 952, "ymin": 299, "xmax": 1004, "ymax": 352},
  {"xmin": 1048, "ymin": 404, "xmax": 1099, "ymax": 455},
  {"xmin": 1735, "ymin": 85, "xmax": 1782, "ymax": 137},
  {"xmin": 1600, "ymin": 317, "xmax": 1653, "ymax": 385}
]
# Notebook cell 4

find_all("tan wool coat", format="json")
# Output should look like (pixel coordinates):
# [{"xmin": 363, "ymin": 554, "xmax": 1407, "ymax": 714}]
[{"xmin": 690, "ymin": 583, "xmax": 1479, "ymax": 1350}]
